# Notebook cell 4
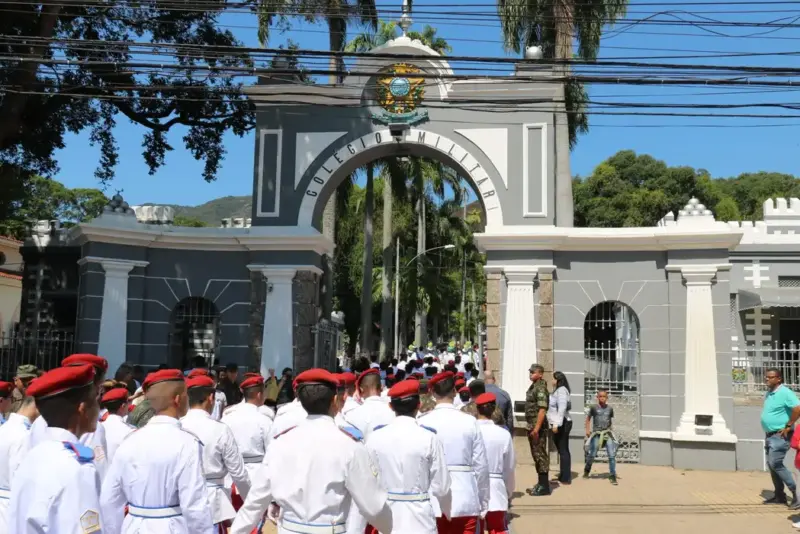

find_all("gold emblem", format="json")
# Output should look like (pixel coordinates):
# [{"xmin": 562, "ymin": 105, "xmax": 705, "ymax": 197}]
[
  {"xmin": 80, "ymin": 510, "xmax": 101, "ymax": 533},
  {"xmin": 376, "ymin": 63, "xmax": 425, "ymax": 115}
]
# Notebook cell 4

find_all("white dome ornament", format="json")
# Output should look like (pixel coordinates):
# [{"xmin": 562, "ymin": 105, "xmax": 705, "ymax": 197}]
[{"xmin": 525, "ymin": 46, "xmax": 544, "ymax": 60}]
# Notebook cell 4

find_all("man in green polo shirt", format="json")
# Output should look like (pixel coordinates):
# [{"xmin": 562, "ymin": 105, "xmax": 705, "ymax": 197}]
[{"xmin": 762, "ymin": 367, "xmax": 800, "ymax": 508}]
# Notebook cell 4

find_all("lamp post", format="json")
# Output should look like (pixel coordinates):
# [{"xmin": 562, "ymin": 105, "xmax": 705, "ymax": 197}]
[{"xmin": 393, "ymin": 242, "xmax": 456, "ymax": 359}]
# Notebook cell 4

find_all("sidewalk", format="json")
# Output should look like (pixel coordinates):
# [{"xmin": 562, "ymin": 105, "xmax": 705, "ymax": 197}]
[{"xmin": 510, "ymin": 460, "xmax": 796, "ymax": 533}]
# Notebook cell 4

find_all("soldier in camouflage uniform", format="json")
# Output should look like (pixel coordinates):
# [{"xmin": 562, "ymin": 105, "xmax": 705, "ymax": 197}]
[
  {"xmin": 525, "ymin": 363, "xmax": 551, "ymax": 496},
  {"xmin": 10, "ymin": 364, "xmax": 38, "ymax": 413}
]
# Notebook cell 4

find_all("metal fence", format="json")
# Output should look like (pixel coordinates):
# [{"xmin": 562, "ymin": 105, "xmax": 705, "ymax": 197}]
[
  {"xmin": 733, "ymin": 343, "xmax": 800, "ymax": 394},
  {"xmin": 0, "ymin": 333, "xmax": 75, "ymax": 381},
  {"xmin": 312, "ymin": 320, "xmax": 341, "ymax": 372}
]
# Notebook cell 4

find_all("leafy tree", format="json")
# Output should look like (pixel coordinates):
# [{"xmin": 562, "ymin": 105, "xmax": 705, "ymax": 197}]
[
  {"xmin": 173, "ymin": 215, "xmax": 209, "ymax": 228},
  {"xmin": 714, "ymin": 196, "xmax": 742, "ymax": 222}
]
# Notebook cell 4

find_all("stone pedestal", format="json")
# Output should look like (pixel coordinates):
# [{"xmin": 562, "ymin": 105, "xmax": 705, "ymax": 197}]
[
  {"xmin": 502, "ymin": 267, "xmax": 538, "ymax": 404},
  {"xmin": 90, "ymin": 257, "xmax": 148, "ymax": 375},
  {"xmin": 485, "ymin": 271, "xmax": 502, "ymax": 374},
  {"xmin": 293, "ymin": 270, "xmax": 320, "ymax": 372},
  {"xmin": 248, "ymin": 269, "xmax": 267, "ymax": 371},
  {"xmin": 673, "ymin": 264, "xmax": 736, "ymax": 443},
  {"xmin": 537, "ymin": 267, "xmax": 555, "ymax": 384}
]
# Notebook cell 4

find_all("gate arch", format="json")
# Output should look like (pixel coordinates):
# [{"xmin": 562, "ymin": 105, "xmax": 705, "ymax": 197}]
[
  {"xmin": 297, "ymin": 127, "xmax": 506, "ymax": 228},
  {"xmin": 584, "ymin": 300, "xmax": 641, "ymax": 463}
]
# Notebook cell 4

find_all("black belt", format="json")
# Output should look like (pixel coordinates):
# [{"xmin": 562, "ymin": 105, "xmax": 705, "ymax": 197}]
[{"xmin": 766, "ymin": 430, "xmax": 788, "ymax": 438}]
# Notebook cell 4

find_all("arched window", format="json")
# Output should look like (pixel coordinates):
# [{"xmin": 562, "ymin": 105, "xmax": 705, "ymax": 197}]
[
  {"xmin": 169, "ymin": 297, "xmax": 221, "ymax": 370},
  {"xmin": 584, "ymin": 301, "xmax": 641, "ymax": 463}
]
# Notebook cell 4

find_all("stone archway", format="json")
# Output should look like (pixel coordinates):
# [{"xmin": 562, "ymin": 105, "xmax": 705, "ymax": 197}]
[{"xmin": 296, "ymin": 127, "xmax": 506, "ymax": 229}]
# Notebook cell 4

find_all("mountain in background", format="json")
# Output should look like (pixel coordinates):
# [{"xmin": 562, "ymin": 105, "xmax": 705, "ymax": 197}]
[{"xmin": 143, "ymin": 195, "xmax": 251, "ymax": 226}]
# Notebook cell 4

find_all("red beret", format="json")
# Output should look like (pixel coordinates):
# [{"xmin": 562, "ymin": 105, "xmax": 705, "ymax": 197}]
[
  {"xmin": 62, "ymin": 354, "xmax": 108, "ymax": 372},
  {"xmin": 458, "ymin": 386, "xmax": 470, "ymax": 394},
  {"xmin": 187, "ymin": 376, "xmax": 215, "ymax": 389},
  {"xmin": 143, "ymin": 369, "xmax": 184, "ymax": 391},
  {"xmin": 406, "ymin": 375, "xmax": 419, "ymax": 381},
  {"xmin": 455, "ymin": 379, "xmax": 466, "ymax": 389},
  {"xmin": 240, "ymin": 376, "xmax": 265, "ymax": 390},
  {"xmin": 475, "ymin": 392, "xmax": 497, "ymax": 406},
  {"xmin": 243, "ymin": 372, "xmax": 262, "ymax": 379},
  {"xmin": 413, "ymin": 372, "xmax": 424, "ymax": 378},
  {"xmin": 356, "ymin": 368, "xmax": 380, "ymax": 390},
  {"xmin": 386, "ymin": 374, "xmax": 395, "ymax": 381},
  {"xmin": 101, "ymin": 387, "xmax": 129, "ymax": 404},
  {"xmin": 427, "ymin": 371, "xmax": 454, "ymax": 389},
  {"xmin": 27, "ymin": 364, "xmax": 95, "ymax": 399},
  {"xmin": 456, "ymin": 372, "xmax": 465, "ymax": 379},
  {"xmin": 388, "ymin": 380, "xmax": 420, "ymax": 399},
  {"xmin": 448, "ymin": 360, "xmax": 455, "ymax": 365},
  {"xmin": 0, "ymin": 381, "xmax": 12, "ymax": 396},
  {"xmin": 187, "ymin": 369, "xmax": 210, "ymax": 378},
  {"xmin": 293, "ymin": 369, "xmax": 339, "ymax": 389},
  {"xmin": 338, "ymin": 372, "xmax": 357, "ymax": 386}
]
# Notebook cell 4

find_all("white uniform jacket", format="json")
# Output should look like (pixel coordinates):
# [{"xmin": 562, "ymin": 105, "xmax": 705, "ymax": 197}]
[
  {"xmin": 0, "ymin": 414, "xmax": 32, "ymax": 533},
  {"xmin": 269, "ymin": 399, "xmax": 307, "ymax": 441},
  {"xmin": 365, "ymin": 416, "xmax": 451, "ymax": 534},
  {"xmin": 181, "ymin": 409, "xmax": 250, "ymax": 524},
  {"xmin": 30, "ymin": 415, "xmax": 110, "ymax": 480},
  {"xmin": 221, "ymin": 403, "xmax": 272, "ymax": 478},
  {"xmin": 212, "ymin": 391, "xmax": 227, "ymax": 421},
  {"xmin": 101, "ymin": 414, "xmax": 134, "ymax": 466},
  {"xmin": 341, "ymin": 396, "xmax": 395, "ymax": 441},
  {"xmin": 476, "ymin": 420, "xmax": 515, "ymax": 512},
  {"xmin": 100, "ymin": 415, "xmax": 214, "ymax": 534},
  {"xmin": 258, "ymin": 405, "xmax": 276, "ymax": 421},
  {"xmin": 230, "ymin": 415, "xmax": 393, "ymax": 534},
  {"xmin": 10, "ymin": 427, "xmax": 102, "ymax": 534},
  {"xmin": 417, "ymin": 404, "xmax": 489, "ymax": 518},
  {"xmin": 334, "ymin": 397, "xmax": 359, "ymax": 428}
]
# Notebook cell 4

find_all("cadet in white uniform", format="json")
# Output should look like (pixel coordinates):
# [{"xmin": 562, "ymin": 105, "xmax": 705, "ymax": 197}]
[
  {"xmin": 10, "ymin": 364, "xmax": 103, "ymax": 534},
  {"xmin": 333, "ymin": 372, "xmax": 359, "ymax": 428},
  {"xmin": 0, "ymin": 395, "xmax": 38, "ymax": 533},
  {"xmin": 418, "ymin": 371, "xmax": 489, "ymax": 534},
  {"xmin": 181, "ymin": 375, "xmax": 251, "ymax": 532},
  {"xmin": 29, "ymin": 354, "xmax": 111, "ymax": 480},
  {"xmin": 99, "ymin": 386, "xmax": 134, "ymax": 464},
  {"xmin": 474, "ymin": 393, "xmax": 515, "ymax": 534},
  {"xmin": 187, "ymin": 369, "xmax": 227, "ymax": 421},
  {"xmin": 100, "ymin": 369, "xmax": 214, "ymax": 534},
  {"xmin": 365, "ymin": 379, "xmax": 451, "ymax": 534},
  {"xmin": 269, "ymin": 396, "xmax": 307, "ymax": 440},
  {"xmin": 230, "ymin": 368, "xmax": 393, "ymax": 534},
  {"xmin": 342, "ymin": 369, "xmax": 395, "ymax": 441}
]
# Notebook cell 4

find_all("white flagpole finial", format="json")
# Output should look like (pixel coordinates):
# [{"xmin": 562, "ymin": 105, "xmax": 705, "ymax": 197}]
[{"xmin": 399, "ymin": 0, "xmax": 412, "ymax": 36}]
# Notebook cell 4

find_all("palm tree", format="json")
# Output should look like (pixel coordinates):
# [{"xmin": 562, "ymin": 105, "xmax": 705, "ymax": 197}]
[{"xmin": 496, "ymin": 0, "xmax": 627, "ymax": 225}]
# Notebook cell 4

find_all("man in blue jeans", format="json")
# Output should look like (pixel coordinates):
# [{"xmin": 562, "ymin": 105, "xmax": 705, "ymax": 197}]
[{"xmin": 762, "ymin": 367, "xmax": 800, "ymax": 508}]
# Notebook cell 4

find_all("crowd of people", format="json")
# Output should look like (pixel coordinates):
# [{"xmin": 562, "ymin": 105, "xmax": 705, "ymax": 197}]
[{"xmin": 0, "ymin": 351, "xmax": 519, "ymax": 534}]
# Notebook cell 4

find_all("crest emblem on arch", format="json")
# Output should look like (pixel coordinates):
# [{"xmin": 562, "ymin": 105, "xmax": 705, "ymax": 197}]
[{"xmin": 372, "ymin": 63, "xmax": 428, "ymax": 125}]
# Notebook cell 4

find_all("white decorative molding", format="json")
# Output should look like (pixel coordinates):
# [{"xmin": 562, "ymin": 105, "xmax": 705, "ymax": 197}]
[
  {"xmin": 639, "ymin": 430, "xmax": 673, "ymax": 440},
  {"xmin": 78, "ymin": 256, "xmax": 149, "ymax": 269},
  {"xmin": 673, "ymin": 264, "xmax": 737, "ymax": 443},
  {"xmin": 453, "ymin": 128, "xmax": 509, "ymax": 189},
  {"xmin": 521, "ymin": 122, "xmax": 548, "ymax": 218},
  {"xmin": 744, "ymin": 263, "xmax": 770, "ymax": 288},
  {"xmin": 256, "ymin": 128, "xmax": 283, "ymax": 218},
  {"xmin": 501, "ymin": 266, "xmax": 540, "ymax": 404},
  {"xmin": 297, "ymin": 128, "xmax": 505, "ymax": 229},
  {"xmin": 294, "ymin": 132, "xmax": 347, "ymax": 189},
  {"xmin": 131, "ymin": 205, "xmax": 174, "ymax": 224},
  {"xmin": 68, "ymin": 225, "xmax": 334, "ymax": 255},
  {"xmin": 475, "ymin": 225, "xmax": 743, "ymax": 253}
]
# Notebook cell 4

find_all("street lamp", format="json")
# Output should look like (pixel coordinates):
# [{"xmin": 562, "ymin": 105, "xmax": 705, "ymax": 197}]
[{"xmin": 393, "ymin": 242, "xmax": 456, "ymax": 359}]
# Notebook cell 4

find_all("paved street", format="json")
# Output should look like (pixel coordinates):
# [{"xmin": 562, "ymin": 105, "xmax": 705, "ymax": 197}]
[{"xmin": 510, "ymin": 437, "xmax": 795, "ymax": 533}]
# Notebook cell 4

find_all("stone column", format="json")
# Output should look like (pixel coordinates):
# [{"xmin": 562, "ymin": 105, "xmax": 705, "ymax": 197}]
[
  {"xmin": 293, "ymin": 269, "xmax": 321, "ymax": 373},
  {"xmin": 501, "ymin": 267, "xmax": 538, "ymax": 404},
  {"xmin": 257, "ymin": 267, "xmax": 297, "ymax": 377},
  {"xmin": 248, "ymin": 269, "xmax": 267, "ymax": 371},
  {"xmin": 96, "ymin": 259, "xmax": 148, "ymax": 375},
  {"xmin": 674, "ymin": 265, "xmax": 735, "ymax": 441},
  {"xmin": 484, "ymin": 270, "xmax": 502, "ymax": 375},
  {"xmin": 537, "ymin": 266, "xmax": 555, "ymax": 384}
]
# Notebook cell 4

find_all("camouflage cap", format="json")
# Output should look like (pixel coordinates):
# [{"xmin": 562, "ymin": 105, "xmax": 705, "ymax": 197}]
[{"xmin": 16, "ymin": 364, "xmax": 39, "ymax": 379}]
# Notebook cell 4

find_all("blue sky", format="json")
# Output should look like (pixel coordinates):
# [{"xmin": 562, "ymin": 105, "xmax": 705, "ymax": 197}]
[{"xmin": 53, "ymin": 0, "xmax": 800, "ymax": 206}]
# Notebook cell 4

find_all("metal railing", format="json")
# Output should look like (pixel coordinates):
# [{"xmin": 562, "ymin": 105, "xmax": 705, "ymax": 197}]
[
  {"xmin": 733, "ymin": 343, "xmax": 800, "ymax": 394},
  {"xmin": 0, "ymin": 332, "xmax": 75, "ymax": 381}
]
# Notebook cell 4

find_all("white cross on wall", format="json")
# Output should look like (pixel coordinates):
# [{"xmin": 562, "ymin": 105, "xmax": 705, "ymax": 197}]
[
  {"xmin": 745, "ymin": 308, "xmax": 772, "ymax": 346},
  {"xmin": 744, "ymin": 263, "xmax": 770, "ymax": 289}
]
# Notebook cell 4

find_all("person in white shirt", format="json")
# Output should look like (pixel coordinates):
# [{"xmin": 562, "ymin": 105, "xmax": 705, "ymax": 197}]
[
  {"xmin": 334, "ymin": 372, "xmax": 359, "ymax": 428},
  {"xmin": 221, "ymin": 374, "xmax": 272, "ymax": 510},
  {"xmin": 365, "ymin": 379, "xmax": 451, "ymax": 534},
  {"xmin": 0, "ymin": 394, "xmax": 38, "ymax": 533},
  {"xmin": 474, "ymin": 393, "xmax": 515, "ymax": 534},
  {"xmin": 187, "ymin": 369, "xmax": 228, "ymax": 421},
  {"xmin": 99, "ymin": 385, "xmax": 134, "ymax": 465},
  {"xmin": 10, "ymin": 364, "xmax": 104, "ymax": 534},
  {"xmin": 100, "ymin": 369, "xmax": 213, "ymax": 534},
  {"xmin": 418, "ymin": 371, "xmax": 489, "ymax": 534},
  {"xmin": 229, "ymin": 368, "xmax": 393, "ymax": 534},
  {"xmin": 181, "ymin": 375, "xmax": 251, "ymax": 533},
  {"xmin": 343, "ymin": 369, "xmax": 395, "ymax": 441}
]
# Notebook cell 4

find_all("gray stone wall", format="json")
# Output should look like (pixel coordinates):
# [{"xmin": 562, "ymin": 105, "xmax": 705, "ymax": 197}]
[
  {"xmin": 485, "ymin": 272, "xmax": 502, "ymax": 374},
  {"xmin": 292, "ymin": 270, "xmax": 320, "ymax": 373}
]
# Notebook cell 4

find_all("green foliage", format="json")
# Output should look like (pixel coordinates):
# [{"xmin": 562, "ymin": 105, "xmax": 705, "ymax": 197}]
[
  {"xmin": 714, "ymin": 196, "xmax": 741, "ymax": 222},
  {"xmin": 173, "ymin": 215, "xmax": 209, "ymax": 228}
]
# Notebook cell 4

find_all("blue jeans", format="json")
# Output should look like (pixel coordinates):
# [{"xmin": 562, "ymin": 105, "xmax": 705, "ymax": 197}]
[
  {"xmin": 585, "ymin": 434, "xmax": 617, "ymax": 477},
  {"xmin": 766, "ymin": 433, "xmax": 796, "ymax": 497}
]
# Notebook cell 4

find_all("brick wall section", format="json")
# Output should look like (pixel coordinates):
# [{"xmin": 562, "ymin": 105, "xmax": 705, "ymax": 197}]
[
  {"xmin": 538, "ymin": 271, "xmax": 554, "ymax": 383},
  {"xmin": 293, "ymin": 271, "xmax": 319, "ymax": 373},
  {"xmin": 485, "ymin": 272, "xmax": 502, "ymax": 376}
]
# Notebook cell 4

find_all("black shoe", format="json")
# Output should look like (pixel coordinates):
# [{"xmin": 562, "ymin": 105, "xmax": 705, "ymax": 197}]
[
  {"xmin": 609, "ymin": 475, "xmax": 618, "ymax": 485},
  {"xmin": 532, "ymin": 484, "xmax": 551, "ymax": 496},
  {"xmin": 582, "ymin": 471, "xmax": 590, "ymax": 479},
  {"xmin": 525, "ymin": 486, "xmax": 537, "ymax": 495},
  {"xmin": 790, "ymin": 496, "xmax": 800, "ymax": 510},
  {"xmin": 764, "ymin": 494, "xmax": 788, "ymax": 505}
]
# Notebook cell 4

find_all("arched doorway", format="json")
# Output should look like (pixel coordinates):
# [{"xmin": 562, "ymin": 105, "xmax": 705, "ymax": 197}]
[
  {"xmin": 584, "ymin": 301, "xmax": 641, "ymax": 463},
  {"xmin": 169, "ymin": 297, "xmax": 221, "ymax": 370}
]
